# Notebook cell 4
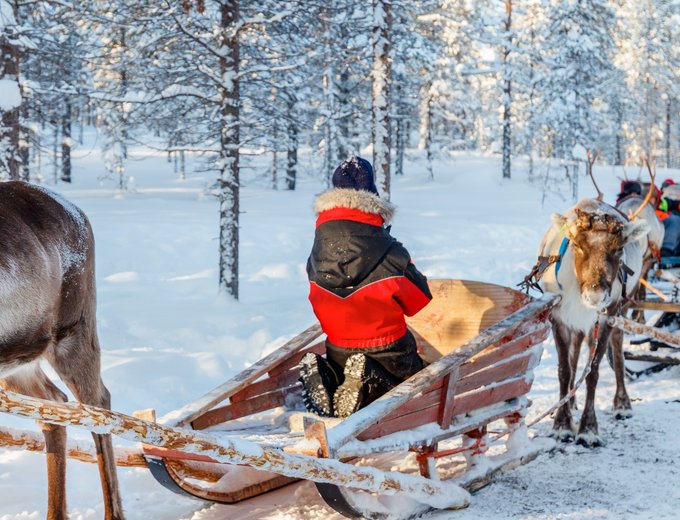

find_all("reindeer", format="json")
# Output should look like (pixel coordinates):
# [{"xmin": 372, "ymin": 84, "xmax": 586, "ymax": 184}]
[
  {"xmin": 0, "ymin": 181, "xmax": 124, "ymax": 519},
  {"xmin": 535, "ymin": 197, "xmax": 649, "ymax": 447},
  {"xmin": 615, "ymin": 161, "xmax": 664, "ymax": 323}
]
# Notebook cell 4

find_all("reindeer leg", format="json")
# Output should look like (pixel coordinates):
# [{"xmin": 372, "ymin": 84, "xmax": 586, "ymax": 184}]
[
  {"xmin": 48, "ymin": 334, "xmax": 125, "ymax": 520},
  {"xmin": 576, "ymin": 323, "xmax": 613, "ymax": 448},
  {"xmin": 609, "ymin": 325, "xmax": 632, "ymax": 419},
  {"xmin": 2, "ymin": 365, "xmax": 69, "ymax": 520},
  {"xmin": 568, "ymin": 330, "xmax": 584, "ymax": 411},
  {"xmin": 551, "ymin": 322, "xmax": 575, "ymax": 442}
]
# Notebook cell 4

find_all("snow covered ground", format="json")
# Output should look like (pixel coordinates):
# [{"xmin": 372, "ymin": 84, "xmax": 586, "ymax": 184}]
[{"xmin": 1, "ymin": 147, "xmax": 679, "ymax": 519}]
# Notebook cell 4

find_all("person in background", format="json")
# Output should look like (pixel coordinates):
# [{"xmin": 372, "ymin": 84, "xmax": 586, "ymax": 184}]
[
  {"xmin": 299, "ymin": 156, "xmax": 432, "ymax": 418},
  {"xmin": 658, "ymin": 179, "xmax": 680, "ymax": 257}
]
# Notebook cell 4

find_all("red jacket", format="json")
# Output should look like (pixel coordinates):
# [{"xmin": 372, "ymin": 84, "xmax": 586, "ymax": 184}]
[{"xmin": 307, "ymin": 189, "xmax": 432, "ymax": 348}]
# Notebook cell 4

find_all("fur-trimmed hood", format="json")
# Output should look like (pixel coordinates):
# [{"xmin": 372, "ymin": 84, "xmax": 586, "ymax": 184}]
[{"xmin": 314, "ymin": 188, "xmax": 396, "ymax": 224}]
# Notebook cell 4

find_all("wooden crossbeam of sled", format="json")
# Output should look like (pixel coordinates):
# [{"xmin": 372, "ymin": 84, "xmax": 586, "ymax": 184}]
[
  {"xmin": 0, "ymin": 279, "xmax": 559, "ymax": 519},
  {"xmin": 606, "ymin": 315, "xmax": 680, "ymax": 350},
  {"xmin": 630, "ymin": 300, "xmax": 680, "ymax": 313}
]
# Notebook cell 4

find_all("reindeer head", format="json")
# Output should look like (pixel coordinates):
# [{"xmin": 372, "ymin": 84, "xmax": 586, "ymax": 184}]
[{"xmin": 552, "ymin": 207, "xmax": 649, "ymax": 309}]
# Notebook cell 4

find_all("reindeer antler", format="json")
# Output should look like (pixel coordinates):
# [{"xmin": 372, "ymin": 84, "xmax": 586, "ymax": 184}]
[
  {"xmin": 629, "ymin": 154, "xmax": 657, "ymax": 221},
  {"xmin": 586, "ymin": 149, "xmax": 603, "ymax": 201}
]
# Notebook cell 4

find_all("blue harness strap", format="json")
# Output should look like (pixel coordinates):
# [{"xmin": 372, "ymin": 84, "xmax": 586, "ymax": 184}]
[{"xmin": 554, "ymin": 237, "xmax": 570, "ymax": 290}]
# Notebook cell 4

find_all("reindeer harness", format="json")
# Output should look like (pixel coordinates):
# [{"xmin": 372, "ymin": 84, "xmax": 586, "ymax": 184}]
[
  {"xmin": 520, "ymin": 236, "xmax": 635, "ymax": 298},
  {"xmin": 519, "ymin": 237, "xmax": 569, "ymax": 293}
]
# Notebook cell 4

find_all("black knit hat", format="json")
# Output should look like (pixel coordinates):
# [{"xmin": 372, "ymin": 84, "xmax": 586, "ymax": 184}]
[{"xmin": 331, "ymin": 156, "xmax": 379, "ymax": 195}]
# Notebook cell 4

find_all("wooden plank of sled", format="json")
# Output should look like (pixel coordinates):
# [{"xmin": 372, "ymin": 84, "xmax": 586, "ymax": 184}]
[
  {"xmin": 268, "ymin": 340, "xmax": 326, "ymax": 378},
  {"xmin": 358, "ymin": 330, "xmax": 545, "ymax": 434},
  {"xmin": 623, "ymin": 351, "xmax": 680, "ymax": 364},
  {"xmin": 358, "ymin": 349, "xmax": 540, "ymax": 438},
  {"xmin": 0, "ymin": 388, "xmax": 472, "ymax": 511},
  {"xmin": 418, "ymin": 344, "xmax": 540, "ymax": 404},
  {"xmin": 192, "ymin": 384, "xmax": 300, "ymax": 430},
  {"xmin": 606, "ymin": 315, "xmax": 680, "ymax": 349},
  {"xmin": 630, "ymin": 300, "xmax": 680, "ymax": 312},
  {"xmin": 196, "ymin": 326, "xmax": 544, "ymax": 431},
  {"xmin": 0, "ymin": 425, "xmax": 146, "ymax": 467},
  {"xmin": 460, "ymin": 327, "xmax": 548, "ymax": 376},
  {"xmin": 336, "ymin": 398, "xmax": 528, "ymax": 458},
  {"xmin": 326, "ymin": 294, "xmax": 558, "ymax": 452},
  {"xmin": 359, "ymin": 376, "xmax": 534, "ymax": 440},
  {"xmin": 230, "ymin": 368, "xmax": 300, "ymax": 403},
  {"xmin": 160, "ymin": 323, "xmax": 323, "ymax": 428},
  {"xmin": 437, "ymin": 368, "xmax": 459, "ymax": 429},
  {"xmin": 161, "ymin": 458, "xmax": 298, "ymax": 503}
]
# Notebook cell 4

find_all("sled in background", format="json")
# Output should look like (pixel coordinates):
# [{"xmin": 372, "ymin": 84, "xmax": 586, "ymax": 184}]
[
  {"xmin": 613, "ymin": 260, "xmax": 680, "ymax": 377},
  {"xmin": 0, "ymin": 279, "xmax": 558, "ymax": 519}
]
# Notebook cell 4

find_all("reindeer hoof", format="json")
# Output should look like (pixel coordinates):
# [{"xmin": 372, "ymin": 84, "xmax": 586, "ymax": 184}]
[
  {"xmin": 550, "ymin": 428, "xmax": 574, "ymax": 443},
  {"xmin": 614, "ymin": 407, "xmax": 633, "ymax": 420},
  {"xmin": 575, "ymin": 432, "xmax": 605, "ymax": 448}
]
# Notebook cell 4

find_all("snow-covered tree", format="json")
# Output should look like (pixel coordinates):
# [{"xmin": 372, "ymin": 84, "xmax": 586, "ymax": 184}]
[
  {"xmin": 0, "ymin": 0, "xmax": 22, "ymax": 179},
  {"xmin": 372, "ymin": 0, "xmax": 392, "ymax": 197},
  {"xmin": 536, "ymin": 0, "xmax": 619, "ymax": 160}
]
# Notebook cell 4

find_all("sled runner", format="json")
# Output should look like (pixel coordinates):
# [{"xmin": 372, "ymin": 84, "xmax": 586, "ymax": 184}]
[{"xmin": 0, "ymin": 279, "xmax": 558, "ymax": 519}]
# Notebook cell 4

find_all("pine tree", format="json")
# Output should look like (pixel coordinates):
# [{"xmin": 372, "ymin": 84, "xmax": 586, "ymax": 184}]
[
  {"xmin": 537, "ymin": 0, "xmax": 619, "ymax": 160},
  {"xmin": 0, "ymin": 0, "xmax": 22, "ymax": 179}
]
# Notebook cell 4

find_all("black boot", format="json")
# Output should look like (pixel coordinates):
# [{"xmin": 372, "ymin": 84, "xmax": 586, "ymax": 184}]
[
  {"xmin": 299, "ymin": 352, "xmax": 337, "ymax": 417},
  {"xmin": 333, "ymin": 353, "xmax": 367, "ymax": 418}
]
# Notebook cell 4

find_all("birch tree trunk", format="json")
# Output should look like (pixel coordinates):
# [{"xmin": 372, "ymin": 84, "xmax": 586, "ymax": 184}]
[
  {"xmin": 418, "ymin": 83, "xmax": 433, "ymax": 181},
  {"xmin": 371, "ymin": 0, "xmax": 392, "ymax": 198},
  {"xmin": 0, "ymin": 0, "xmax": 21, "ymax": 180},
  {"xmin": 218, "ymin": 0, "xmax": 240, "ymax": 299}
]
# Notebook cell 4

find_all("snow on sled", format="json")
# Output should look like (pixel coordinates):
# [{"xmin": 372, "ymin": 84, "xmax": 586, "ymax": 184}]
[{"xmin": 0, "ymin": 279, "xmax": 558, "ymax": 519}]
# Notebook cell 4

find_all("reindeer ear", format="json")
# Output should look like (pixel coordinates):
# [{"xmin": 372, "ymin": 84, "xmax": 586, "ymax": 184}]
[
  {"xmin": 551, "ymin": 213, "xmax": 567, "ymax": 228},
  {"xmin": 623, "ymin": 219, "xmax": 650, "ymax": 245}
]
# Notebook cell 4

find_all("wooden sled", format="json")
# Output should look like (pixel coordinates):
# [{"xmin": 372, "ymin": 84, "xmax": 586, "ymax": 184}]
[
  {"xmin": 0, "ymin": 279, "xmax": 558, "ymax": 519},
  {"xmin": 609, "ymin": 267, "xmax": 680, "ymax": 378}
]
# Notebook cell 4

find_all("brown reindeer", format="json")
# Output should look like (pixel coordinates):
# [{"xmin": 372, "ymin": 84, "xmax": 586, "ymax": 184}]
[
  {"xmin": 536, "ymin": 199, "xmax": 649, "ymax": 447},
  {"xmin": 0, "ymin": 181, "xmax": 124, "ymax": 519}
]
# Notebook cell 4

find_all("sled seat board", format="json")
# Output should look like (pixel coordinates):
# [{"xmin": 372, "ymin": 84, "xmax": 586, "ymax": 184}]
[{"xmin": 407, "ymin": 280, "xmax": 532, "ymax": 362}]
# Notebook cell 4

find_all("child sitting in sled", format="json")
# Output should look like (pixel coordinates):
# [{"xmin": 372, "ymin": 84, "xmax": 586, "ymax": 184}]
[{"xmin": 299, "ymin": 156, "xmax": 432, "ymax": 418}]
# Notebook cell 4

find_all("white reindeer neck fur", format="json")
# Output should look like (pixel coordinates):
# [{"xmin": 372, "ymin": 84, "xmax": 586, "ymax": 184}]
[{"xmin": 314, "ymin": 188, "xmax": 396, "ymax": 224}]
